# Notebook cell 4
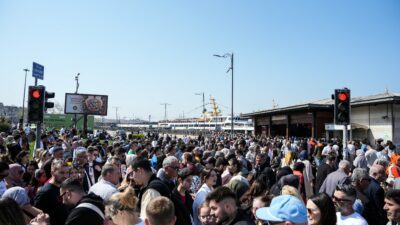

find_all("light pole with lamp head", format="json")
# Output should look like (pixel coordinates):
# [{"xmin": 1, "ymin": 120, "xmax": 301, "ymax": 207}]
[
  {"xmin": 213, "ymin": 53, "xmax": 234, "ymax": 137},
  {"xmin": 21, "ymin": 68, "xmax": 30, "ymax": 129}
]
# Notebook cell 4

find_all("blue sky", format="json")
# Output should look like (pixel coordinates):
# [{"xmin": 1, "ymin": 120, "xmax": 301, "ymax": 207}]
[{"xmin": 0, "ymin": 0, "xmax": 399, "ymax": 121}]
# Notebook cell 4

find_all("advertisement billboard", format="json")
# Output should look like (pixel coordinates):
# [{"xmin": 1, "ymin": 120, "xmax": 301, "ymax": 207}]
[{"xmin": 65, "ymin": 93, "xmax": 108, "ymax": 115}]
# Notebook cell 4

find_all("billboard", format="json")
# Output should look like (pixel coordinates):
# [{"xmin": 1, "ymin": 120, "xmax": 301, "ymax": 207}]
[{"xmin": 65, "ymin": 93, "xmax": 108, "ymax": 115}]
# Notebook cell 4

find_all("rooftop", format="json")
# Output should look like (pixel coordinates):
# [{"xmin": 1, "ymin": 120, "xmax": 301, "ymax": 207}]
[{"xmin": 242, "ymin": 92, "xmax": 400, "ymax": 117}]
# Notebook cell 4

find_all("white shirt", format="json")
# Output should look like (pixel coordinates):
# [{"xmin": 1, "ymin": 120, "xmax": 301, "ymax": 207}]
[
  {"xmin": 89, "ymin": 179, "xmax": 117, "ymax": 201},
  {"xmin": 193, "ymin": 183, "xmax": 213, "ymax": 225},
  {"xmin": 336, "ymin": 212, "xmax": 369, "ymax": 225}
]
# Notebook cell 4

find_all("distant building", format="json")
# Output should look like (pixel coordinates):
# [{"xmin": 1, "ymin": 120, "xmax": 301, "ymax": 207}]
[
  {"xmin": 242, "ymin": 92, "xmax": 400, "ymax": 146},
  {"xmin": 0, "ymin": 102, "xmax": 23, "ymax": 124}
]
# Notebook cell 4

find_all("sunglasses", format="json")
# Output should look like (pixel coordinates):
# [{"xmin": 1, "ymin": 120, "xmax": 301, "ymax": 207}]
[
  {"xmin": 58, "ymin": 191, "xmax": 67, "ymax": 202},
  {"xmin": 332, "ymin": 196, "xmax": 352, "ymax": 203},
  {"xmin": 169, "ymin": 166, "xmax": 180, "ymax": 171},
  {"xmin": 307, "ymin": 208, "xmax": 318, "ymax": 215}
]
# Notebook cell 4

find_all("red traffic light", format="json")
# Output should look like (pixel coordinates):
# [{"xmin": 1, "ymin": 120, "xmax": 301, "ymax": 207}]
[
  {"xmin": 32, "ymin": 89, "xmax": 41, "ymax": 99},
  {"xmin": 338, "ymin": 92, "xmax": 349, "ymax": 101}
]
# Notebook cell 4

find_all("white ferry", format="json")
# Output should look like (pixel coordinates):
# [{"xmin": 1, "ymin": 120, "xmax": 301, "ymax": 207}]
[{"xmin": 157, "ymin": 97, "xmax": 254, "ymax": 133}]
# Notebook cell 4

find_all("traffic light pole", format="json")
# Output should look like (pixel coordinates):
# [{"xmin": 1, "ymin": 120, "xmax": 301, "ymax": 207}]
[
  {"xmin": 343, "ymin": 124, "xmax": 348, "ymax": 160},
  {"xmin": 34, "ymin": 78, "xmax": 41, "ymax": 156}
]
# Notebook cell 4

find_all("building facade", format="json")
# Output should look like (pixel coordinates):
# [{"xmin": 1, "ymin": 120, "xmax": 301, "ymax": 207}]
[{"xmin": 242, "ymin": 92, "xmax": 400, "ymax": 146}]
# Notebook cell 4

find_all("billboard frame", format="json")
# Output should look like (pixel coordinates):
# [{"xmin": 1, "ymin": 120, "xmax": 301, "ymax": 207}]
[{"xmin": 64, "ymin": 93, "xmax": 108, "ymax": 116}]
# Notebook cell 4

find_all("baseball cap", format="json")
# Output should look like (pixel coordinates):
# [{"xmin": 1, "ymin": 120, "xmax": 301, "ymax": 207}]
[
  {"xmin": 49, "ymin": 145, "xmax": 64, "ymax": 155},
  {"xmin": 256, "ymin": 195, "xmax": 307, "ymax": 224}
]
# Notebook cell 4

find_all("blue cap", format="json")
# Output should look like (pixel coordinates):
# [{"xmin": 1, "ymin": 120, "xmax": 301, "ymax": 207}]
[{"xmin": 256, "ymin": 195, "xmax": 307, "ymax": 224}]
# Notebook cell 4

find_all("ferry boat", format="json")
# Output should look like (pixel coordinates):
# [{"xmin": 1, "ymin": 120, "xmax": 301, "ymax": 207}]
[{"xmin": 158, "ymin": 97, "xmax": 254, "ymax": 133}]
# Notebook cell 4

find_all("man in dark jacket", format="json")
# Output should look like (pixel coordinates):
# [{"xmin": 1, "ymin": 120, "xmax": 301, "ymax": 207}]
[
  {"xmin": 60, "ymin": 177, "xmax": 105, "ymax": 225},
  {"xmin": 130, "ymin": 156, "xmax": 192, "ymax": 225},
  {"xmin": 314, "ymin": 154, "xmax": 336, "ymax": 192},
  {"xmin": 172, "ymin": 168, "xmax": 194, "ymax": 216},
  {"xmin": 83, "ymin": 146, "xmax": 102, "ymax": 192},
  {"xmin": 206, "ymin": 186, "xmax": 255, "ymax": 225},
  {"xmin": 363, "ymin": 164, "xmax": 387, "ymax": 225}
]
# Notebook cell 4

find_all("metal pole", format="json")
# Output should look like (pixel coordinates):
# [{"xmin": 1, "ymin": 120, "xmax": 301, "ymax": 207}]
[
  {"xmin": 213, "ymin": 52, "xmax": 235, "ymax": 137},
  {"xmin": 203, "ymin": 93, "xmax": 205, "ymax": 133},
  {"xmin": 34, "ymin": 77, "xmax": 41, "ymax": 152},
  {"xmin": 160, "ymin": 103, "xmax": 170, "ymax": 121},
  {"xmin": 21, "ymin": 69, "xmax": 29, "ymax": 128},
  {"xmin": 115, "ymin": 107, "xmax": 118, "ymax": 124},
  {"xmin": 343, "ymin": 124, "xmax": 348, "ymax": 160},
  {"xmin": 231, "ymin": 53, "xmax": 234, "ymax": 138},
  {"xmin": 74, "ymin": 73, "xmax": 80, "ymax": 129}
]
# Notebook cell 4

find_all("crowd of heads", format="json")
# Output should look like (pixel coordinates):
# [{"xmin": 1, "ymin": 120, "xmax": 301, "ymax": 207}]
[{"xmin": 0, "ymin": 126, "xmax": 399, "ymax": 225}]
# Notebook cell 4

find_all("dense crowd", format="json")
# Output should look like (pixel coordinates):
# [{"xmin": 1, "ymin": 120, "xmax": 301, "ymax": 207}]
[{"xmin": 0, "ymin": 126, "xmax": 400, "ymax": 225}]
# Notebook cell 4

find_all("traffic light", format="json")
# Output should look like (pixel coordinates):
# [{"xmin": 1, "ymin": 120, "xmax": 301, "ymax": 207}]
[
  {"xmin": 45, "ymin": 91, "xmax": 55, "ymax": 111},
  {"xmin": 334, "ymin": 88, "xmax": 351, "ymax": 125},
  {"xmin": 27, "ymin": 86, "xmax": 45, "ymax": 123}
]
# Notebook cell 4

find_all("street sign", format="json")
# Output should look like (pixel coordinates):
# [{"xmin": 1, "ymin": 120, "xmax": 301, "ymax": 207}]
[
  {"xmin": 32, "ymin": 62, "xmax": 44, "ymax": 80},
  {"xmin": 325, "ymin": 124, "xmax": 351, "ymax": 130}
]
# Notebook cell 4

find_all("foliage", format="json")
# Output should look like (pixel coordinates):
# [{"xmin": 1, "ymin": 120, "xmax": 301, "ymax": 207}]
[
  {"xmin": 130, "ymin": 133, "xmax": 145, "ymax": 140},
  {"xmin": 0, "ymin": 117, "xmax": 11, "ymax": 132}
]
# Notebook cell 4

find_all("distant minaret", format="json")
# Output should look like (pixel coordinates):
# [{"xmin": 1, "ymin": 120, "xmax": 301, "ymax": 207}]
[{"xmin": 385, "ymin": 86, "xmax": 389, "ymax": 94}]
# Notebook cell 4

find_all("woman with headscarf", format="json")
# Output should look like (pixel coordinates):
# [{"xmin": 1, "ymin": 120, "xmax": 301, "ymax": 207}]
[
  {"xmin": 353, "ymin": 149, "xmax": 368, "ymax": 169},
  {"xmin": 2, "ymin": 186, "xmax": 44, "ymax": 224}
]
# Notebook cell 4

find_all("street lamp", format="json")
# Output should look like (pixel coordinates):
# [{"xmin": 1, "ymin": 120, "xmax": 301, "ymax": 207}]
[
  {"xmin": 21, "ymin": 68, "xmax": 30, "ymax": 128},
  {"xmin": 214, "ymin": 53, "xmax": 234, "ymax": 137}
]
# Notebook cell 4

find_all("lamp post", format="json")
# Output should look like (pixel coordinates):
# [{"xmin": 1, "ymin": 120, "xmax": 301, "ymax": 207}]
[
  {"xmin": 21, "ymin": 68, "xmax": 30, "ymax": 129},
  {"xmin": 73, "ymin": 73, "xmax": 80, "ymax": 129},
  {"xmin": 195, "ymin": 92, "xmax": 206, "ymax": 132},
  {"xmin": 214, "ymin": 53, "xmax": 234, "ymax": 137}
]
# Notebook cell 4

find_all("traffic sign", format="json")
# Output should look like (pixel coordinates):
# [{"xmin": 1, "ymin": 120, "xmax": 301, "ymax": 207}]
[{"xmin": 32, "ymin": 62, "xmax": 44, "ymax": 80}]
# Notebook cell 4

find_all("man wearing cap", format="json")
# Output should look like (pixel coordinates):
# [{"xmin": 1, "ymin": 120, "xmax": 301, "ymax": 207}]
[
  {"xmin": 256, "ymin": 194, "xmax": 308, "ymax": 225},
  {"xmin": 206, "ymin": 186, "xmax": 254, "ymax": 225},
  {"xmin": 50, "ymin": 145, "xmax": 64, "ymax": 160},
  {"xmin": 172, "ymin": 168, "xmax": 194, "ymax": 219}
]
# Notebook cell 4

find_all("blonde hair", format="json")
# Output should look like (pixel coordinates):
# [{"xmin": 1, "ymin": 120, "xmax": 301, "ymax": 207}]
[
  {"xmin": 281, "ymin": 185, "xmax": 303, "ymax": 202},
  {"xmin": 106, "ymin": 187, "xmax": 138, "ymax": 215}
]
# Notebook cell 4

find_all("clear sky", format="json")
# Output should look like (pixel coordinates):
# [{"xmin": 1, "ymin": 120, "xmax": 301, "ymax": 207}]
[{"xmin": 1, "ymin": 0, "xmax": 399, "ymax": 121}]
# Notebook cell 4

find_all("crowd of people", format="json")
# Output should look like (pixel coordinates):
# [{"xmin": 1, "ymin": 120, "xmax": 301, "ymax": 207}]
[{"xmin": 0, "ymin": 126, "xmax": 400, "ymax": 225}]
